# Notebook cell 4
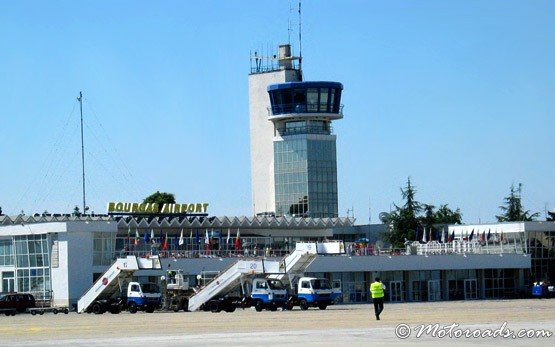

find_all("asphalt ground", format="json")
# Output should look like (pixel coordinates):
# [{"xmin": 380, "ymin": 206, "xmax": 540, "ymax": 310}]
[{"xmin": 0, "ymin": 299, "xmax": 553, "ymax": 346}]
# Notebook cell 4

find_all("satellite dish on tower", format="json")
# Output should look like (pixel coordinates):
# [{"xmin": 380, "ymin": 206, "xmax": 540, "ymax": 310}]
[{"xmin": 379, "ymin": 212, "xmax": 390, "ymax": 223}]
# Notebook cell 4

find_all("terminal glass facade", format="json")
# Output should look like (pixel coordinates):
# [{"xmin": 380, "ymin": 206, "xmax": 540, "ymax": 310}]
[
  {"xmin": 14, "ymin": 234, "xmax": 50, "ymax": 298},
  {"xmin": 274, "ymin": 137, "xmax": 338, "ymax": 218},
  {"xmin": 0, "ymin": 239, "xmax": 14, "ymax": 266},
  {"xmin": 93, "ymin": 232, "xmax": 116, "ymax": 266},
  {"xmin": 527, "ymin": 230, "xmax": 555, "ymax": 283}
]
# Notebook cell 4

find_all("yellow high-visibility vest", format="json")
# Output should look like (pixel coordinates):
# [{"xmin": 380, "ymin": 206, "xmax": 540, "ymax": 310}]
[{"xmin": 370, "ymin": 282, "xmax": 384, "ymax": 298}]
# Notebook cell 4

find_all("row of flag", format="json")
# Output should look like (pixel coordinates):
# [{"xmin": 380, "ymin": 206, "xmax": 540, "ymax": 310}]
[
  {"xmin": 126, "ymin": 228, "xmax": 243, "ymax": 250},
  {"xmin": 419, "ymin": 227, "xmax": 506, "ymax": 243}
]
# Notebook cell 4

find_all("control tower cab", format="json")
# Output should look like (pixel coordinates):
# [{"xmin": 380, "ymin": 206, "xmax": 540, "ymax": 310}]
[{"xmin": 267, "ymin": 81, "xmax": 344, "ymax": 218}]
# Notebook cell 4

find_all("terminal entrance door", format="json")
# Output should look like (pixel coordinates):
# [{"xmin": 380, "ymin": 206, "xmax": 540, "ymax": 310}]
[
  {"xmin": 389, "ymin": 281, "xmax": 403, "ymax": 302},
  {"xmin": 464, "ymin": 279, "xmax": 478, "ymax": 300},
  {"xmin": 427, "ymin": 280, "xmax": 441, "ymax": 301},
  {"xmin": 1, "ymin": 271, "xmax": 14, "ymax": 293}
]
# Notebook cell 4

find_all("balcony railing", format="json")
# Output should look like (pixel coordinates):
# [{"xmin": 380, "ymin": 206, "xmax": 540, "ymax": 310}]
[
  {"xmin": 276, "ymin": 124, "xmax": 334, "ymax": 136},
  {"xmin": 268, "ymin": 103, "xmax": 344, "ymax": 116}
]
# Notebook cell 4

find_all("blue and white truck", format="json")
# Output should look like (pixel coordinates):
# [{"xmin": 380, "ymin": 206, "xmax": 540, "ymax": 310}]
[
  {"xmin": 77, "ymin": 256, "xmax": 162, "ymax": 314},
  {"xmin": 286, "ymin": 277, "xmax": 337, "ymax": 310},
  {"xmin": 249, "ymin": 278, "xmax": 288, "ymax": 311}
]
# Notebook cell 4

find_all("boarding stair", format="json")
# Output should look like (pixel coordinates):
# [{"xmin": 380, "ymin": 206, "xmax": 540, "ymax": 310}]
[{"xmin": 77, "ymin": 256, "xmax": 161, "ymax": 313}]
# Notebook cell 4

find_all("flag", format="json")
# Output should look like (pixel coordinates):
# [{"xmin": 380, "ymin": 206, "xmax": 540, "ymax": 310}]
[
  {"xmin": 469, "ymin": 229, "xmax": 475, "ymax": 241},
  {"xmin": 429, "ymin": 227, "xmax": 434, "ymax": 241},
  {"xmin": 179, "ymin": 229, "xmax": 184, "ymax": 246},
  {"xmin": 205, "ymin": 230, "xmax": 209, "ymax": 244},
  {"xmin": 480, "ymin": 231, "xmax": 486, "ymax": 242},
  {"xmin": 441, "ymin": 227, "xmax": 446, "ymax": 243},
  {"xmin": 144, "ymin": 231, "xmax": 150, "ymax": 243},
  {"xmin": 195, "ymin": 230, "xmax": 200, "ymax": 244},
  {"xmin": 487, "ymin": 229, "xmax": 491, "ymax": 241},
  {"xmin": 134, "ymin": 229, "xmax": 140, "ymax": 246},
  {"xmin": 162, "ymin": 233, "xmax": 168, "ymax": 250},
  {"xmin": 422, "ymin": 227, "xmax": 427, "ymax": 243},
  {"xmin": 500, "ymin": 230, "xmax": 505, "ymax": 242},
  {"xmin": 151, "ymin": 229, "xmax": 155, "ymax": 244},
  {"xmin": 448, "ymin": 230, "xmax": 455, "ymax": 243},
  {"xmin": 234, "ymin": 229, "xmax": 241, "ymax": 250},
  {"xmin": 227, "ymin": 228, "xmax": 231, "ymax": 244}
]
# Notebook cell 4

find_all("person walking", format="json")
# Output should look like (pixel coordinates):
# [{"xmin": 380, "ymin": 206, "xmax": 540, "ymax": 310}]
[{"xmin": 370, "ymin": 277, "xmax": 386, "ymax": 320}]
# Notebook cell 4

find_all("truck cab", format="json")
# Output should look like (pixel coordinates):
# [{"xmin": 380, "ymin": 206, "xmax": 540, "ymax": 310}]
[
  {"xmin": 250, "ymin": 278, "xmax": 288, "ymax": 312},
  {"xmin": 288, "ymin": 277, "xmax": 335, "ymax": 310},
  {"xmin": 126, "ymin": 282, "xmax": 162, "ymax": 313}
]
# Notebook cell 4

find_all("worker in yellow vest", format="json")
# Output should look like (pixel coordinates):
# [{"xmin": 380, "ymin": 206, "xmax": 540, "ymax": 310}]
[{"xmin": 370, "ymin": 277, "xmax": 386, "ymax": 320}]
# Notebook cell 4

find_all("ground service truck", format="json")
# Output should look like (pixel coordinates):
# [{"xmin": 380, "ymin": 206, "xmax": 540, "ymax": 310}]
[
  {"xmin": 187, "ymin": 241, "xmax": 345, "ymax": 313},
  {"xmin": 286, "ymin": 277, "xmax": 336, "ymax": 310},
  {"xmin": 77, "ymin": 256, "xmax": 162, "ymax": 314}
]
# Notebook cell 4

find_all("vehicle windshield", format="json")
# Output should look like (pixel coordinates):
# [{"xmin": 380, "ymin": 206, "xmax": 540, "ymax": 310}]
[
  {"xmin": 268, "ymin": 280, "xmax": 285, "ymax": 290},
  {"xmin": 310, "ymin": 279, "xmax": 331, "ymax": 290},
  {"xmin": 141, "ymin": 283, "xmax": 160, "ymax": 293}
]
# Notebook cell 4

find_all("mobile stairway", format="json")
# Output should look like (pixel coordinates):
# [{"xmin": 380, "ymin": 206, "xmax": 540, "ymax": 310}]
[
  {"xmin": 187, "ymin": 259, "xmax": 281, "ymax": 312},
  {"xmin": 266, "ymin": 241, "xmax": 345, "ymax": 287},
  {"xmin": 77, "ymin": 256, "xmax": 161, "ymax": 313},
  {"xmin": 187, "ymin": 241, "xmax": 344, "ymax": 312}
]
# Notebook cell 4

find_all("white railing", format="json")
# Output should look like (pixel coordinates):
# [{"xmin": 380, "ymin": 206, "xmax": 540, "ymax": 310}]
[{"xmin": 407, "ymin": 240, "xmax": 526, "ymax": 256}]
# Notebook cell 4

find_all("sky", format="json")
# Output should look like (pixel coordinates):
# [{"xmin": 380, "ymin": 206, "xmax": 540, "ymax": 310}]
[{"xmin": 0, "ymin": 0, "xmax": 554, "ymax": 225}]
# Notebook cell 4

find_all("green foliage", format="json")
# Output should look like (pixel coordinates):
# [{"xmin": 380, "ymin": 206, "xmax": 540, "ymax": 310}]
[
  {"xmin": 496, "ymin": 183, "xmax": 539, "ymax": 222},
  {"xmin": 385, "ymin": 178, "xmax": 421, "ymax": 248},
  {"xmin": 548, "ymin": 211, "xmax": 554, "ymax": 222},
  {"xmin": 385, "ymin": 178, "xmax": 463, "ymax": 248},
  {"xmin": 143, "ymin": 191, "xmax": 176, "ymax": 205},
  {"xmin": 433, "ymin": 204, "xmax": 463, "ymax": 224}
]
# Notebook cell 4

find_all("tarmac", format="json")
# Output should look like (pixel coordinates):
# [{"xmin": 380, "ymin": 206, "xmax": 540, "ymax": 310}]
[{"xmin": 0, "ymin": 299, "xmax": 553, "ymax": 346}]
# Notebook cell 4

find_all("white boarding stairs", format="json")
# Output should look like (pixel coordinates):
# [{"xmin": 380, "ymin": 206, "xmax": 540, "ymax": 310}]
[
  {"xmin": 77, "ymin": 256, "xmax": 161, "ymax": 313},
  {"xmin": 188, "ymin": 259, "xmax": 281, "ymax": 312},
  {"xmin": 267, "ymin": 241, "xmax": 345, "ymax": 287}
]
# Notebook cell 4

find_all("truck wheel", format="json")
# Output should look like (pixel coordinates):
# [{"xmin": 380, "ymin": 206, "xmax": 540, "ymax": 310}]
[
  {"xmin": 5, "ymin": 312, "xmax": 11, "ymax": 316},
  {"xmin": 225, "ymin": 306, "xmax": 236, "ymax": 313},
  {"xmin": 110, "ymin": 307, "xmax": 121, "ymax": 314},
  {"xmin": 286, "ymin": 302, "xmax": 294, "ymax": 310},
  {"xmin": 145, "ymin": 306, "xmax": 155, "ymax": 313},
  {"xmin": 31, "ymin": 311, "xmax": 37, "ymax": 316},
  {"xmin": 128, "ymin": 302, "xmax": 138, "ymax": 314},
  {"xmin": 92, "ymin": 303, "xmax": 104, "ymax": 315},
  {"xmin": 209, "ymin": 301, "xmax": 221, "ymax": 313},
  {"xmin": 64, "ymin": 308, "xmax": 69, "ymax": 314},
  {"xmin": 255, "ymin": 301, "xmax": 264, "ymax": 312},
  {"xmin": 318, "ymin": 303, "xmax": 327, "ymax": 310},
  {"xmin": 269, "ymin": 305, "xmax": 278, "ymax": 312},
  {"xmin": 53, "ymin": 309, "xmax": 59, "ymax": 314},
  {"xmin": 299, "ymin": 299, "xmax": 309, "ymax": 310},
  {"xmin": 39, "ymin": 311, "xmax": 44, "ymax": 315}
]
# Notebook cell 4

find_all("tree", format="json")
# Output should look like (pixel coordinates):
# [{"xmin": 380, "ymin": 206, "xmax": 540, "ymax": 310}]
[
  {"xmin": 143, "ymin": 191, "xmax": 176, "ymax": 205},
  {"xmin": 385, "ymin": 178, "xmax": 422, "ymax": 248},
  {"xmin": 548, "ymin": 211, "xmax": 555, "ymax": 222},
  {"xmin": 433, "ymin": 204, "xmax": 462, "ymax": 224},
  {"xmin": 0, "ymin": 206, "xmax": 3, "ymax": 216},
  {"xmin": 73, "ymin": 206, "xmax": 81, "ymax": 216},
  {"xmin": 496, "ymin": 183, "xmax": 539, "ymax": 222},
  {"xmin": 385, "ymin": 178, "xmax": 464, "ymax": 248}
]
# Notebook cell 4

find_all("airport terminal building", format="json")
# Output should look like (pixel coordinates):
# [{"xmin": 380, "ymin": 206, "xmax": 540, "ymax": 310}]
[
  {"xmin": 1, "ymin": 214, "xmax": 552, "ymax": 307},
  {"xmin": 1, "ymin": 44, "xmax": 553, "ymax": 308}
]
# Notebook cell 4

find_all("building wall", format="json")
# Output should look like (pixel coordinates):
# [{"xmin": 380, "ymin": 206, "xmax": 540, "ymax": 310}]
[
  {"xmin": 249, "ymin": 69, "xmax": 301, "ymax": 216},
  {"xmin": 50, "ymin": 232, "xmax": 69, "ymax": 307},
  {"xmin": 274, "ymin": 134, "xmax": 338, "ymax": 218}
]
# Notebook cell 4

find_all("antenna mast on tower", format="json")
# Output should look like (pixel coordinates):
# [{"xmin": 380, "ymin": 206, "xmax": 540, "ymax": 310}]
[
  {"xmin": 298, "ymin": 0, "xmax": 303, "ymax": 72},
  {"xmin": 77, "ymin": 91, "xmax": 87, "ymax": 215}
]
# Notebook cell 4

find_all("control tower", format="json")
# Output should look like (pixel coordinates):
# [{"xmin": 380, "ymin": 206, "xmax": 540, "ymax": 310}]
[
  {"xmin": 267, "ymin": 81, "xmax": 343, "ymax": 218},
  {"xmin": 249, "ymin": 44, "xmax": 302, "ymax": 216}
]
